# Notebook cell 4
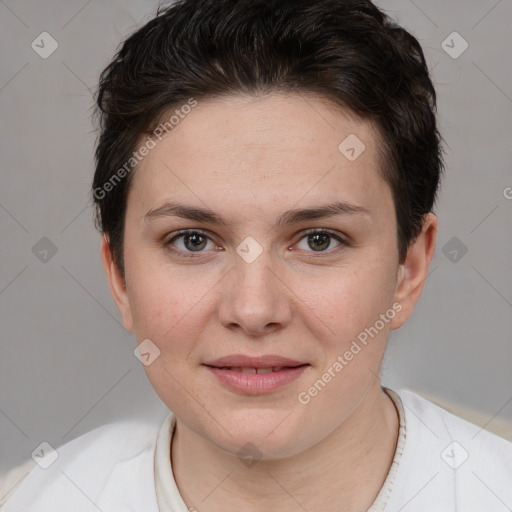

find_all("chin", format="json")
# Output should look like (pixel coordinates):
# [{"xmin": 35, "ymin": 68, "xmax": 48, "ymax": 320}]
[{"xmin": 207, "ymin": 410, "xmax": 310, "ymax": 461}]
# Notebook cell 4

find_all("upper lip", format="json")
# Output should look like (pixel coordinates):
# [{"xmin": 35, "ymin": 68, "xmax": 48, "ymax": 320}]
[{"xmin": 204, "ymin": 354, "xmax": 307, "ymax": 368}]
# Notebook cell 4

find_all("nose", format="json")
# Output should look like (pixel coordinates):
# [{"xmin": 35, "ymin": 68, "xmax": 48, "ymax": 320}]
[{"xmin": 218, "ymin": 249, "xmax": 293, "ymax": 337}]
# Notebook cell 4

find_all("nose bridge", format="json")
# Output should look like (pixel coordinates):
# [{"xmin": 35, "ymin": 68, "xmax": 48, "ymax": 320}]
[{"xmin": 219, "ymin": 240, "xmax": 292, "ymax": 335}]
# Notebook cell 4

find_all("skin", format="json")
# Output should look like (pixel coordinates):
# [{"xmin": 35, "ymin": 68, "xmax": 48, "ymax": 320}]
[{"xmin": 101, "ymin": 92, "xmax": 437, "ymax": 511}]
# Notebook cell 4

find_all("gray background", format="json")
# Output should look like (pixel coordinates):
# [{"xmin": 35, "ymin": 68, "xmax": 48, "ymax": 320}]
[{"xmin": 1, "ymin": 0, "xmax": 511, "ymax": 480}]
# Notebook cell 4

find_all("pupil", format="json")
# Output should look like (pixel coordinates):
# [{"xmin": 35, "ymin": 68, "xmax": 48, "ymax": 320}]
[
  {"xmin": 309, "ymin": 233, "xmax": 330, "ymax": 251},
  {"xmin": 185, "ymin": 233, "xmax": 206, "ymax": 251}
]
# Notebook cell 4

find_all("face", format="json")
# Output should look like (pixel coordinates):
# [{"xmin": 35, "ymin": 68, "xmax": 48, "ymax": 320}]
[{"xmin": 102, "ymin": 93, "xmax": 436, "ymax": 459}]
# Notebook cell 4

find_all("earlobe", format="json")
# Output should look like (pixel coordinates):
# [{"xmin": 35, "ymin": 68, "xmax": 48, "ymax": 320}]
[
  {"xmin": 390, "ymin": 213, "xmax": 438, "ymax": 330},
  {"xmin": 100, "ymin": 235, "xmax": 134, "ymax": 333}
]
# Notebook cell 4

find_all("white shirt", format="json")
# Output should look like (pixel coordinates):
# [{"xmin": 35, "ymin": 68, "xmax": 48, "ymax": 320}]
[{"xmin": 2, "ymin": 388, "xmax": 512, "ymax": 511}]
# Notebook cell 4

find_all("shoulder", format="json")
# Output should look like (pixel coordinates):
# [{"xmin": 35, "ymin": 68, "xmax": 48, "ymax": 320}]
[
  {"xmin": 1, "ymin": 416, "xmax": 165, "ymax": 512},
  {"xmin": 386, "ymin": 388, "xmax": 512, "ymax": 512},
  {"xmin": 397, "ymin": 388, "xmax": 512, "ymax": 457}
]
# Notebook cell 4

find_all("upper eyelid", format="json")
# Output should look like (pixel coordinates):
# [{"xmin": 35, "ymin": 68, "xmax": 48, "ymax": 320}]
[
  {"xmin": 166, "ymin": 229, "xmax": 218, "ymax": 250},
  {"xmin": 293, "ymin": 229, "xmax": 348, "ymax": 250}
]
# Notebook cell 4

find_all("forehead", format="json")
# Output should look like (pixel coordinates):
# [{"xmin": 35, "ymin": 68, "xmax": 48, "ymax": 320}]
[{"xmin": 128, "ymin": 93, "xmax": 391, "ymax": 221}]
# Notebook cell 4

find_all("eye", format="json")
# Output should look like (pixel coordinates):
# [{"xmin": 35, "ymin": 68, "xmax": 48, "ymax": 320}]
[
  {"xmin": 166, "ymin": 230, "xmax": 216, "ymax": 255},
  {"xmin": 295, "ymin": 229, "xmax": 346, "ymax": 253},
  {"xmin": 165, "ymin": 228, "xmax": 348, "ymax": 258}
]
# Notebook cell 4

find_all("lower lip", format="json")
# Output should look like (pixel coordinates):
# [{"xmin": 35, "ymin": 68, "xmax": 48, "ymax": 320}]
[{"xmin": 204, "ymin": 365, "xmax": 309, "ymax": 394}]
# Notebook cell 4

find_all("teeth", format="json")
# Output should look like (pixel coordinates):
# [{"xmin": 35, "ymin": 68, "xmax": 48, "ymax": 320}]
[
  {"xmin": 227, "ymin": 367, "xmax": 285, "ymax": 373},
  {"xmin": 256, "ymin": 367, "xmax": 273, "ymax": 374},
  {"xmin": 229, "ymin": 367, "xmax": 256, "ymax": 374}
]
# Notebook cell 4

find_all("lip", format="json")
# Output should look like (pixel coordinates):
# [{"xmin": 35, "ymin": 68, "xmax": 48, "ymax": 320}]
[
  {"xmin": 203, "ymin": 354, "xmax": 310, "ymax": 395},
  {"xmin": 204, "ymin": 354, "xmax": 306, "ymax": 368}
]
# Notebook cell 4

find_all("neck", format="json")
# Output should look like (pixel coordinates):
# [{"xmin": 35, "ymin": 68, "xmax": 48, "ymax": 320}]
[{"xmin": 171, "ymin": 385, "xmax": 399, "ymax": 512}]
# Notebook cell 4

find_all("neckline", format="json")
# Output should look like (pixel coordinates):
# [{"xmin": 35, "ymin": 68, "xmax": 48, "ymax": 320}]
[
  {"xmin": 154, "ymin": 387, "xmax": 406, "ymax": 512},
  {"xmin": 366, "ymin": 387, "xmax": 407, "ymax": 511}
]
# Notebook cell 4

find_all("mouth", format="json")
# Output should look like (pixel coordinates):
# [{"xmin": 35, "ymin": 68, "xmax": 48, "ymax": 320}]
[
  {"xmin": 206, "ymin": 365, "xmax": 304, "ymax": 374},
  {"xmin": 203, "ymin": 359, "xmax": 310, "ymax": 394}
]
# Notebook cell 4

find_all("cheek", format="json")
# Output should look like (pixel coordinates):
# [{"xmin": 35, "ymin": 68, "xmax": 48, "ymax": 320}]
[
  {"xmin": 294, "ymin": 261, "xmax": 396, "ymax": 417},
  {"xmin": 306, "ymin": 259, "xmax": 396, "ymax": 342},
  {"xmin": 125, "ymin": 254, "xmax": 220, "ymax": 358},
  {"xmin": 126, "ymin": 267, "xmax": 214, "ymax": 408},
  {"xmin": 129, "ymin": 277, "xmax": 197, "ymax": 339}
]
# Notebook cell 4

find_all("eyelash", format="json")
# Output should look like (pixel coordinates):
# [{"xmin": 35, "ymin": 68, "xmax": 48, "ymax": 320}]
[{"xmin": 164, "ymin": 228, "xmax": 349, "ymax": 258}]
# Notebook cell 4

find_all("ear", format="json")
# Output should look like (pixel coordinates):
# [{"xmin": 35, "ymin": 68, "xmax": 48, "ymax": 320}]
[
  {"xmin": 100, "ymin": 235, "xmax": 134, "ymax": 333},
  {"xmin": 390, "ymin": 212, "xmax": 438, "ymax": 330}
]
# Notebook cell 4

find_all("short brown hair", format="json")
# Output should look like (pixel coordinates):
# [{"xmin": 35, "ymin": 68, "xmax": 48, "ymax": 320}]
[{"xmin": 92, "ymin": 0, "xmax": 445, "ymax": 275}]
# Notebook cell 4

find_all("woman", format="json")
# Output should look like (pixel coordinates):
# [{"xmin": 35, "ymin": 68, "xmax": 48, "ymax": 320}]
[{"xmin": 3, "ymin": 0, "xmax": 512, "ymax": 510}]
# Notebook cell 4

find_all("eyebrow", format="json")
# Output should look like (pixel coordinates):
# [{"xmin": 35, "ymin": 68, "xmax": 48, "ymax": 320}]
[{"xmin": 144, "ymin": 200, "xmax": 370, "ymax": 228}]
